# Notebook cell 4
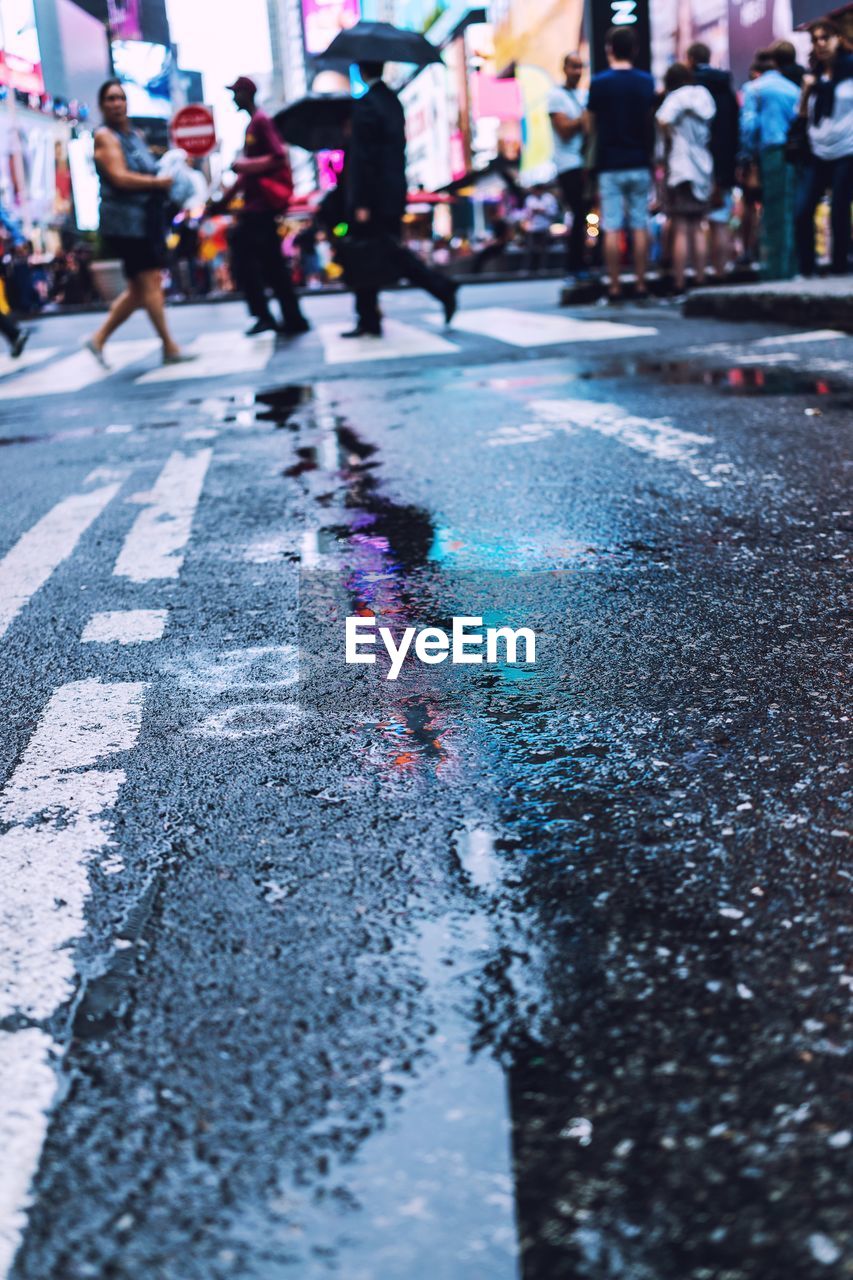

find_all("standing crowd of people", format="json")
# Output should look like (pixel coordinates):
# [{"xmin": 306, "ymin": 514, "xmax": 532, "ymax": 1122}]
[{"xmin": 546, "ymin": 18, "xmax": 853, "ymax": 299}]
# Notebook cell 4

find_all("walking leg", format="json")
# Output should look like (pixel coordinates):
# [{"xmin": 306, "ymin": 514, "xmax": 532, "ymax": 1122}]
[
  {"xmin": 90, "ymin": 286, "xmax": 139, "ymax": 351},
  {"xmin": 256, "ymin": 213, "xmax": 308, "ymax": 330},
  {"xmin": 671, "ymin": 220, "xmax": 688, "ymax": 292},
  {"xmin": 235, "ymin": 217, "xmax": 276, "ymax": 324},
  {"xmin": 0, "ymin": 309, "xmax": 20, "ymax": 348},
  {"xmin": 829, "ymin": 157, "xmax": 853, "ymax": 275},
  {"xmin": 135, "ymin": 269, "xmax": 182, "ymax": 357},
  {"xmin": 632, "ymin": 228, "xmax": 649, "ymax": 293},
  {"xmin": 693, "ymin": 219, "xmax": 708, "ymax": 286},
  {"xmin": 604, "ymin": 231, "xmax": 622, "ymax": 295},
  {"xmin": 794, "ymin": 160, "xmax": 825, "ymax": 277}
]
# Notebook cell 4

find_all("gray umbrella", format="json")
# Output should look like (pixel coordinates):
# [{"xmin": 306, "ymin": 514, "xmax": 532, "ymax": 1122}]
[{"xmin": 321, "ymin": 21, "xmax": 443, "ymax": 68}]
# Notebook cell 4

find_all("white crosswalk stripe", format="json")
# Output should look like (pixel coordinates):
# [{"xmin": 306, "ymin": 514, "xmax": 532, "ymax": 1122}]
[
  {"xmin": 437, "ymin": 307, "xmax": 657, "ymax": 346},
  {"xmin": 0, "ymin": 484, "xmax": 121, "ymax": 641},
  {"xmin": 113, "ymin": 449, "xmax": 212, "ymax": 582},
  {"xmin": 317, "ymin": 318, "xmax": 458, "ymax": 363},
  {"xmin": 0, "ymin": 347, "xmax": 59, "ymax": 380},
  {"xmin": 0, "ymin": 339, "xmax": 159, "ymax": 400},
  {"xmin": 135, "ymin": 329, "xmax": 275, "ymax": 382},
  {"xmin": 0, "ymin": 678, "xmax": 147, "ymax": 1276}
]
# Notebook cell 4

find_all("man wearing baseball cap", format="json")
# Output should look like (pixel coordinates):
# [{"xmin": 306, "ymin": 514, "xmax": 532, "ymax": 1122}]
[{"xmin": 214, "ymin": 75, "xmax": 310, "ymax": 336}]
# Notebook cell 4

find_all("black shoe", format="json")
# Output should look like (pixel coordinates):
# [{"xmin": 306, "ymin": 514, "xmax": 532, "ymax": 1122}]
[
  {"xmin": 10, "ymin": 328, "xmax": 30, "ymax": 359},
  {"xmin": 246, "ymin": 318, "xmax": 277, "ymax": 336},
  {"xmin": 442, "ymin": 285, "xmax": 458, "ymax": 325},
  {"xmin": 340, "ymin": 325, "xmax": 381, "ymax": 338},
  {"xmin": 279, "ymin": 318, "xmax": 311, "ymax": 336}
]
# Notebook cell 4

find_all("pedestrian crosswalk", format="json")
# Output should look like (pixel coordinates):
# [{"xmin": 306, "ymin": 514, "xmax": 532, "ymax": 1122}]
[
  {"xmin": 0, "ymin": 339, "xmax": 160, "ymax": 400},
  {"xmin": 317, "ymin": 318, "xmax": 458, "ymax": 364},
  {"xmin": 0, "ymin": 307, "xmax": 663, "ymax": 399}
]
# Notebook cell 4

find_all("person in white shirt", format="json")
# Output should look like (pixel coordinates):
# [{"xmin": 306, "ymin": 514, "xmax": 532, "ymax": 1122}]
[
  {"xmin": 548, "ymin": 54, "xmax": 589, "ymax": 277},
  {"xmin": 656, "ymin": 62, "xmax": 716, "ymax": 295},
  {"xmin": 794, "ymin": 18, "xmax": 853, "ymax": 275},
  {"xmin": 522, "ymin": 185, "xmax": 559, "ymax": 272}
]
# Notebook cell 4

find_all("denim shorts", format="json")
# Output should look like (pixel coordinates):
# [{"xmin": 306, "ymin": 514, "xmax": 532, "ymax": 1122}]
[{"xmin": 598, "ymin": 168, "xmax": 650, "ymax": 232}]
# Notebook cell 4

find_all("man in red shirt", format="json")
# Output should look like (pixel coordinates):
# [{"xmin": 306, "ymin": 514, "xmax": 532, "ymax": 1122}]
[{"xmin": 222, "ymin": 76, "xmax": 310, "ymax": 336}]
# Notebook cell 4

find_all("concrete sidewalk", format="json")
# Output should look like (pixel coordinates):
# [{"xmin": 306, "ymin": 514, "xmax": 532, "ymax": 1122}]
[{"xmin": 684, "ymin": 275, "xmax": 853, "ymax": 332}]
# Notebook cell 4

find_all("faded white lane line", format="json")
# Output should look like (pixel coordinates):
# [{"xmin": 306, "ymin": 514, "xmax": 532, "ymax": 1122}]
[
  {"xmin": 113, "ymin": 449, "xmax": 212, "ymax": 582},
  {"xmin": 81, "ymin": 609, "xmax": 169, "ymax": 644},
  {"xmin": 318, "ymin": 319, "xmax": 458, "ymax": 364},
  {"xmin": 0, "ymin": 1028, "xmax": 58, "ymax": 1278},
  {"xmin": 0, "ymin": 679, "xmax": 148, "ymax": 1019},
  {"xmin": 754, "ymin": 329, "xmax": 846, "ymax": 346},
  {"xmin": 0, "ymin": 346, "xmax": 60, "ymax": 381},
  {"xmin": 0, "ymin": 484, "xmax": 120, "ymax": 641},
  {"xmin": 0, "ymin": 340, "xmax": 159, "ymax": 400},
  {"xmin": 135, "ymin": 329, "xmax": 275, "ymax": 383},
  {"xmin": 435, "ymin": 306, "xmax": 656, "ymax": 346},
  {"xmin": 489, "ymin": 398, "xmax": 723, "ymax": 485},
  {"xmin": 0, "ymin": 678, "xmax": 147, "ymax": 1276}
]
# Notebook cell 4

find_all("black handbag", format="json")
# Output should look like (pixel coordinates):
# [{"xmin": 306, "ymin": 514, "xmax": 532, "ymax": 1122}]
[
  {"xmin": 785, "ymin": 114, "xmax": 811, "ymax": 165},
  {"xmin": 335, "ymin": 232, "xmax": 401, "ymax": 290}
]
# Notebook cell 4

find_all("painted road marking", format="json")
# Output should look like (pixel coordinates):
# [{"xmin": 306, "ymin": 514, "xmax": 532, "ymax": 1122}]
[
  {"xmin": 135, "ymin": 329, "xmax": 275, "ymax": 383},
  {"xmin": 113, "ymin": 449, "xmax": 212, "ymax": 582},
  {"xmin": 436, "ymin": 307, "xmax": 656, "ymax": 346},
  {"xmin": 489, "ymin": 398, "xmax": 724, "ymax": 487},
  {"xmin": 0, "ymin": 340, "xmax": 159, "ymax": 400},
  {"xmin": 0, "ymin": 678, "xmax": 147, "ymax": 1277},
  {"xmin": 0, "ymin": 484, "xmax": 121, "ymax": 641},
  {"xmin": 81, "ymin": 608, "xmax": 169, "ymax": 644},
  {"xmin": 0, "ymin": 346, "xmax": 60, "ymax": 382},
  {"xmin": 0, "ymin": 1027, "xmax": 59, "ymax": 1278},
  {"xmin": 754, "ymin": 329, "xmax": 847, "ymax": 346},
  {"xmin": 317, "ymin": 319, "xmax": 458, "ymax": 364}
]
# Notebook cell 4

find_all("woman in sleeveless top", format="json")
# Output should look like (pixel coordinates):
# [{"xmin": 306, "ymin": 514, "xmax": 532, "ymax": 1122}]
[{"xmin": 85, "ymin": 79, "xmax": 193, "ymax": 368}]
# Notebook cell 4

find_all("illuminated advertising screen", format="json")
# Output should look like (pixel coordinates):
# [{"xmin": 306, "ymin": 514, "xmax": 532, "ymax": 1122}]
[
  {"xmin": 112, "ymin": 38, "xmax": 172, "ymax": 119},
  {"xmin": 72, "ymin": 0, "xmax": 170, "ymax": 44},
  {"xmin": 301, "ymin": 0, "xmax": 360, "ymax": 56},
  {"xmin": 0, "ymin": 0, "xmax": 44, "ymax": 94}
]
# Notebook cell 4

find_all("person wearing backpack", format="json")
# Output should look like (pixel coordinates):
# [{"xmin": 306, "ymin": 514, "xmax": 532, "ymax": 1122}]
[
  {"xmin": 218, "ymin": 75, "xmax": 310, "ymax": 336},
  {"xmin": 686, "ymin": 43, "xmax": 740, "ymax": 279}
]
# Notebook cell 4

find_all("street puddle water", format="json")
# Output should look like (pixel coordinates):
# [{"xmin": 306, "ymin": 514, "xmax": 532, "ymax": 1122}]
[
  {"xmin": 585, "ymin": 359, "xmax": 851, "ymax": 400},
  {"xmin": 265, "ymin": 910, "xmax": 520, "ymax": 1280},
  {"xmin": 255, "ymin": 383, "xmax": 314, "ymax": 427}
]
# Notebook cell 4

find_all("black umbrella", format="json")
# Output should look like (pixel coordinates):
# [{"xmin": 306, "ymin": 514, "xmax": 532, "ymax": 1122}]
[
  {"xmin": 321, "ymin": 21, "xmax": 442, "ymax": 68},
  {"xmin": 274, "ymin": 93, "xmax": 353, "ymax": 152}
]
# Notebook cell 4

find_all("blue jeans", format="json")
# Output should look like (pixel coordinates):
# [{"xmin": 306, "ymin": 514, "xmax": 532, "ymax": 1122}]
[{"xmin": 795, "ymin": 154, "xmax": 853, "ymax": 276}]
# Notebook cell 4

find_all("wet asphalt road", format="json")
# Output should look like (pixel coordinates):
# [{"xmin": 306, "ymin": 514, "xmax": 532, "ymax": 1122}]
[{"xmin": 0, "ymin": 281, "xmax": 851, "ymax": 1280}]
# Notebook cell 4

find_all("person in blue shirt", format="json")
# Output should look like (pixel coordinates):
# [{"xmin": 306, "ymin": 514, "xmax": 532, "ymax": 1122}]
[
  {"xmin": 740, "ymin": 48, "xmax": 800, "ymax": 279},
  {"xmin": 586, "ymin": 27, "xmax": 656, "ymax": 302}
]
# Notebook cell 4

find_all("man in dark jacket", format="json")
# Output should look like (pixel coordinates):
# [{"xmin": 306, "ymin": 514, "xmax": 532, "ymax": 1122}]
[
  {"xmin": 343, "ymin": 62, "xmax": 457, "ymax": 338},
  {"xmin": 687, "ymin": 43, "xmax": 740, "ymax": 278}
]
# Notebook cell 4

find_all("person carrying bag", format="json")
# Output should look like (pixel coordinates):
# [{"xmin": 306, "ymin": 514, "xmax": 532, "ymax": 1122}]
[{"xmin": 213, "ymin": 75, "xmax": 309, "ymax": 337}]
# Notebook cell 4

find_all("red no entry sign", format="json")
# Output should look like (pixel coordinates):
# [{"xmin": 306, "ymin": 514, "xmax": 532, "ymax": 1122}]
[{"xmin": 170, "ymin": 105, "xmax": 217, "ymax": 157}]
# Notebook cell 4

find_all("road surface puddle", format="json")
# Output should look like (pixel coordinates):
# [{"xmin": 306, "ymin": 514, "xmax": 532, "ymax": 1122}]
[{"xmin": 585, "ymin": 359, "xmax": 851, "ymax": 400}]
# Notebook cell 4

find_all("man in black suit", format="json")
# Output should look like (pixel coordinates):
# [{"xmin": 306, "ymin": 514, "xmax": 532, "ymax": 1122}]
[{"xmin": 343, "ymin": 61, "xmax": 458, "ymax": 338}]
